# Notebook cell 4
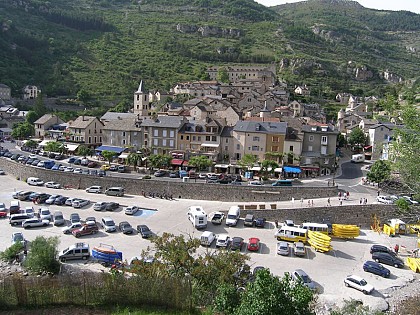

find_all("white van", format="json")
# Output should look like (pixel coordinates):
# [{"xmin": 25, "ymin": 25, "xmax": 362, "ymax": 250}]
[
  {"xmin": 351, "ymin": 154, "xmax": 365, "ymax": 163},
  {"xmin": 27, "ymin": 177, "xmax": 44, "ymax": 186},
  {"xmin": 187, "ymin": 206, "xmax": 207, "ymax": 229},
  {"xmin": 200, "ymin": 231, "xmax": 216, "ymax": 246},
  {"xmin": 225, "ymin": 206, "xmax": 240, "ymax": 227},
  {"xmin": 59, "ymin": 243, "xmax": 90, "ymax": 262},
  {"xmin": 105, "ymin": 187, "xmax": 124, "ymax": 197}
]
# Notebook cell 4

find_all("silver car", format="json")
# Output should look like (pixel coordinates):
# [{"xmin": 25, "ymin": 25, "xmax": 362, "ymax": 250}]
[
  {"xmin": 277, "ymin": 242, "xmax": 290, "ymax": 256},
  {"xmin": 291, "ymin": 269, "xmax": 316, "ymax": 291},
  {"xmin": 22, "ymin": 218, "xmax": 50, "ymax": 229}
]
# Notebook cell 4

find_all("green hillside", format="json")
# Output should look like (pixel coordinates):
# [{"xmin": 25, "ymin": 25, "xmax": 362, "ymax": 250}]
[{"xmin": 0, "ymin": 0, "xmax": 419, "ymax": 104}]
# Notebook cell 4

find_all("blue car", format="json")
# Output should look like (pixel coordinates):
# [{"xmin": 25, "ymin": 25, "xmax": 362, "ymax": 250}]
[
  {"xmin": 51, "ymin": 164, "xmax": 62, "ymax": 171},
  {"xmin": 363, "ymin": 261, "xmax": 390, "ymax": 278},
  {"xmin": 68, "ymin": 157, "xmax": 76, "ymax": 164}
]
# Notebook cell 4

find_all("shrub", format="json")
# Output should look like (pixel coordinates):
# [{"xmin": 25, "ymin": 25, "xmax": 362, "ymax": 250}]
[
  {"xmin": 0, "ymin": 242, "xmax": 24, "ymax": 262},
  {"xmin": 142, "ymin": 175, "xmax": 151, "ymax": 179},
  {"xmin": 24, "ymin": 236, "xmax": 60, "ymax": 274}
]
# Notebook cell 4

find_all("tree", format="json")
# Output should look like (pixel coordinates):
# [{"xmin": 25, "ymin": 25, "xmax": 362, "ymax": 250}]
[
  {"xmin": 238, "ymin": 154, "xmax": 258, "ymax": 171},
  {"xmin": 233, "ymin": 269, "xmax": 314, "ymax": 315},
  {"xmin": 126, "ymin": 152, "xmax": 141, "ymax": 171},
  {"xmin": 44, "ymin": 141, "xmax": 64, "ymax": 153},
  {"xmin": 25, "ymin": 110, "xmax": 39, "ymax": 125},
  {"xmin": 11, "ymin": 122, "xmax": 34, "ymax": 139},
  {"xmin": 77, "ymin": 89, "xmax": 91, "ymax": 105},
  {"xmin": 147, "ymin": 154, "xmax": 171, "ymax": 170},
  {"xmin": 77, "ymin": 144, "xmax": 93, "ymax": 157},
  {"xmin": 378, "ymin": 93, "xmax": 400, "ymax": 115},
  {"xmin": 213, "ymin": 283, "xmax": 241, "ymax": 315},
  {"xmin": 217, "ymin": 67, "xmax": 230, "ymax": 83},
  {"xmin": 0, "ymin": 242, "xmax": 24, "ymax": 262},
  {"xmin": 348, "ymin": 128, "xmax": 366, "ymax": 148},
  {"xmin": 101, "ymin": 150, "xmax": 116, "ymax": 164},
  {"xmin": 33, "ymin": 93, "xmax": 47, "ymax": 117},
  {"xmin": 24, "ymin": 236, "xmax": 60, "ymax": 274},
  {"xmin": 25, "ymin": 139, "xmax": 38, "ymax": 149},
  {"xmin": 392, "ymin": 105, "xmax": 420, "ymax": 194},
  {"xmin": 188, "ymin": 155, "xmax": 212, "ymax": 171},
  {"xmin": 337, "ymin": 134, "xmax": 347, "ymax": 147},
  {"xmin": 366, "ymin": 160, "xmax": 391, "ymax": 187},
  {"xmin": 260, "ymin": 160, "xmax": 279, "ymax": 179}
]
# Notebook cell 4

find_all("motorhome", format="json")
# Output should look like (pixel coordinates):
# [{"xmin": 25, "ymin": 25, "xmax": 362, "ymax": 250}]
[
  {"xmin": 187, "ymin": 206, "xmax": 207, "ymax": 229},
  {"xmin": 351, "ymin": 154, "xmax": 365, "ymax": 163}
]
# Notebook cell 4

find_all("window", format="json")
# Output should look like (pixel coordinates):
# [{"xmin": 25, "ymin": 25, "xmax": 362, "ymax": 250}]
[
  {"xmin": 153, "ymin": 130, "xmax": 158, "ymax": 137},
  {"xmin": 321, "ymin": 136, "xmax": 327, "ymax": 143},
  {"xmin": 253, "ymin": 136, "xmax": 260, "ymax": 141},
  {"xmin": 237, "ymin": 135, "xmax": 241, "ymax": 140},
  {"xmin": 225, "ymin": 139, "xmax": 229, "ymax": 143},
  {"xmin": 169, "ymin": 140, "xmax": 174, "ymax": 147},
  {"xmin": 324, "ymin": 158, "xmax": 329, "ymax": 164},
  {"xmin": 225, "ymin": 146, "xmax": 228, "ymax": 151},
  {"xmin": 252, "ymin": 146, "xmax": 259, "ymax": 151},
  {"xmin": 236, "ymin": 144, "xmax": 240, "ymax": 150},
  {"xmin": 384, "ymin": 134, "xmax": 388, "ymax": 140},
  {"xmin": 211, "ymin": 136, "xmax": 217, "ymax": 141},
  {"xmin": 180, "ymin": 135, "xmax": 184, "ymax": 140},
  {"xmin": 192, "ymin": 136, "xmax": 196, "ymax": 141},
  {"xmin": 308, "ymin": 146, "xmax": 313, "ymax": 151},
  {"xmin": 206, "ymin": 136, "xmax": 211, "ymax": 141},
  {"xmin": 170, "ymin": 130, "xmax": 174, "ymax": 137},
  {"xmin": 321, "ymin": 146, "xmax": 327, "ymax": 155},
  {"xmin": 153, "ymin": 139, "xmax": 158, "ymax": 146},
  {"xmin": 198, "ymin": 136, "xmax": 201, "ymax": 141},
  {"xmin": 162, "ymin": 130, "xmax": 167, "ymax": 137},
  {"xmin": 272, "ymin": 136, "xmax": 279, "ymax": 142},
  {"xmin": 186, "ymin": 136, "xmax": 190, "ymax": 141},
  {"xmin": 271, "ymin": 146, "xmax": 278, "ymax": 152},
  {"xmin": 309, "ymin": 135, "xmax": 314, "ymax": 142},
  {"xmin": 289, "ymin": 145, "xmax": 294, "ymax": 152},
  {"xmin": 305, "ymin": 157, "xmax": 311, "ymax": 164},
  {"xmin": 162, "ymin": 139, "xmax": 167, "ymax": 146},
  {"xmin": 122, "ymin": 139, "xmax": 126, "ymax": 145}
]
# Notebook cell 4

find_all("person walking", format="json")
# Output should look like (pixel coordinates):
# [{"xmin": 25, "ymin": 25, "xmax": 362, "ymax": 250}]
[
  {"xmin": 311, "ymin": 200, "xmax": 314, "ymax": 207},
  {"xmin": 327, "ymin": 198, "xmax": 331, "ymax": 206},
  {"xmin": 394, "ymin": 244, "xmax": 399, "ymax": 254},
  {"xmin": 300, "ymin": 198, "xmax": 304, "ymax": 207}
]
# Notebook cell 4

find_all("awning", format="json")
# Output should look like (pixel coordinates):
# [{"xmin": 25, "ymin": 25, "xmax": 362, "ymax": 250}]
[
  {"xmin": 301, "ymin": 166, "xmax": 319, "ymax": 171},
  {"xmin": 215, "ymin": 164, "xmax": 229, "ymax": 168},
  {"xmin": 182, "ymin": 161, "xmax": 189, "ymax": 166},
  {"xmin": 39, "ymin": 139, "xmax": 54, "ymax": 147},
  {"xmin": 65, "ymin": 144, "xmax": 79, "ymax": 152},
  {"xmin": 119, "ymin": 153, "xmax": 129, "ymax": 159},
  {"xmin": 283, "ymin": 166, "xmax": 301, "ymax": 173},
  {"xmin": 201, "ymin": 143, "xmax": 219, "ymax": 148},
  {"xmin": 171, "ymin": 159, "xmax": 184, "ymax": 166},
  {"xmin": 95, "ymin": 145, "xmax": 126, "ymax": 154},
  {"xmin": 251, "ymin": 166, "xmax": 261, "ymax": 171},
  {"xmin": 274, "ymin": 168, "xmax": 282, "ymax": 172}
]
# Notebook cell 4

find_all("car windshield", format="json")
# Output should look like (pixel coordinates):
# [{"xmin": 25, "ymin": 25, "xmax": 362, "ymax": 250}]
[
  {"xmin": 301, "ymin": 275, "xmax": 311, "ymax": 283},
  {"xmin": 105, "ymin": 221, "xmax": 114, "ymax": 226},
  {"xmin": 227, "ymin": 214, "xmax": 236, "ymax": 219},
  {"xmin": 14, "ymin": 234, "xmax": 23, "ymax": 241}
]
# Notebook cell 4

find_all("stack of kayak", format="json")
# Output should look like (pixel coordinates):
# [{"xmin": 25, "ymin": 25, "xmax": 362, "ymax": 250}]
[
  {"xmin": 308, "ymin": 231, "xmax": 332, "ymax": 253},
  {"xmin": 92, "ymin": 243, "xmax": 123, "ymax": 265},
  {"xmin": 332, "ymin": 224, "xmax": 360, "ymax": 238}
]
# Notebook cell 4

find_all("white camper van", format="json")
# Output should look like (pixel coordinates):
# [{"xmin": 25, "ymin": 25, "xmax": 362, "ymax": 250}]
[
  {"xmin": 225, "ymin": 206, "xmax": 241, "ymax": 227},
  {"xmin": 187, "ymin": 206, "xmax": 208, "ymax": 229},
  {"xmin": 351, "ymin": 154, "xmax": 365, "ymax": 163}
]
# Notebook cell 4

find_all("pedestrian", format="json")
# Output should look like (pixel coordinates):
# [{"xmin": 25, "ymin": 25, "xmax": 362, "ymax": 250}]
[
  {"xmin": 346, "ymin": 191, "xmax": 350, "ymax": 199},
  {"xmin": 340, "ymin": 200, "xmax": 343, "ymax": 206},
  {"xmin": 360, "ymin": 198, "xmax": 362, "ymax": 205},
  {"xmin": 311, "ymin": 200, "xmax": 314, "ymax": 207},
  {"xmin": 328, "ymin": 181, "xmax": 330, "ymax": 187},
  {"xmin": 308, "ymin": 200, "xmax": 311, "ymax": 207},
  {"xmin": 364, "ymin": 198, "xmax": 368, "ymax": 205},
  {"xmin": 394, "ymin": 244, "xmax": 399, "ymax": 254},
  {"xmin": 292, "ymin": 197, "xmax": 295, "ymax": 205},
  {"xmin": 413, "ymin": 248, "xmax": 419, "ymax": 258},
  {"xmin": 300, "ymin": 198, "xmax": 304, "ymax": 207},
  {"xmin": 327, "ymin": 198, "xmax": 331, "ymax": 206},
  {"xmin": 377, "ymin": 190, "xmax": 380, "ymax": 197},
  {"xmin": 338, "ymin": 192, "xmax": 342, "ymax": 198}
]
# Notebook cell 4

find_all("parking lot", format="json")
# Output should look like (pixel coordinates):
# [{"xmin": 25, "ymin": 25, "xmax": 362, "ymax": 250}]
[{"xmin": 0, "ymin": 175, "xmax": 418, "ymax": 311}]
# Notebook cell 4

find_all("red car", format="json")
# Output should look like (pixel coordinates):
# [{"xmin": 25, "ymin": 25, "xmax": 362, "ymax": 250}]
[
  {"xmin": 247, "ymin": 237, "xmax": 260, "ymax": 252},
  {"xmin": 0, "ymin": 211, "xmax": 7, "ymax": 218}
]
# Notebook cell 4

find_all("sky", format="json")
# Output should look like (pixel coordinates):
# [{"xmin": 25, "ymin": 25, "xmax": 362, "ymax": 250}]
[{"xmin": 254, "ymin": 0, "xmax": 420, "ymax": 14}]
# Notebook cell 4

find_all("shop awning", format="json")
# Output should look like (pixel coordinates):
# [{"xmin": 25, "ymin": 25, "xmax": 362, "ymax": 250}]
[
  {"xmin": 283, "ymin": 166, "xmax": 301, "ymax": 173},
  {"xmin": 171, "ymin": 159, "xmax": 184, "ymax": 166},
  {"xmin": 215, "ymin": 164, "xmax": 229, "ymax": 168},
  {"xmin": 65, "ymin": 144, "xmax": 79, "ymax": 152},
  {"xmin": 201, "ymin": 143, "xmax": 219, "ymax": 148},
  {"xmin": 118, "ymin": 153, "xmax": 130, "ymax": 159},
  {"xmin": 251, "ymin": 166, "xmax": 261, "ymax": 171},
  {"xmin": 182, "ymin": 161, "xmax": 188, "ymax": 166},
  {"xmin": 95, "ymin": 145, "xmax": 126, "ymax": 154},
  {"xmin": 39, "ymin": 139, "xmax": 54, "ymax": 147},
  {"xmin": 301, "ymin": 166, "xmax": 319, "ymax": 171},
  {"xmin": 274, "ymin": 168, "xmax": 282, "ymax": 172}
]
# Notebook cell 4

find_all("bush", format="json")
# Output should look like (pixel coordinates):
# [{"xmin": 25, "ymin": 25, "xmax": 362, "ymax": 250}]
[
  {"xmin": 142, "ymin": 175, "xmax": 151, "ymax": 179},
  {"xmin": 0, "ymin": 242, "xmax": 24, "ymax": 262},
  {"xmin": 24, "ymin": 236, "xmax": 60, "ymax": 274}
]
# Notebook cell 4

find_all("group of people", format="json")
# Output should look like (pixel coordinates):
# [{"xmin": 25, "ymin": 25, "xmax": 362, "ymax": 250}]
[{"xmin": 359, "ymin": 198, "xmax": 368, "ymax": 205}]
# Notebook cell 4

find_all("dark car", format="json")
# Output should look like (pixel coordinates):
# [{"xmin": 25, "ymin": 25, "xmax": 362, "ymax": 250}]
[
  {"xmin": 54, "ymin": 196, "xmax": 68, "ymax": 205},
  {"xmin": 87, "ymin": 161, "xmax": 97, "ymax": 168},
  {"xmin": 98, "ymin": 170, "xmax": 106, "ymax": 177},
  {"xmin": 244, "ymin": 214, "xmax": 255, "ymax": 227},
  {"xmin": 255, "ymin": 217, "xmax": 266, "ymax": 228},
  {"xmin": 119, "ymin": 221, "xmax": 134, "ymax": 234},
  {"xmin": 89, "ymin": 170, "xmax": 98, "ymax": 176},
  {"xmin": 154, "ymin": 170, "xmax": 167, "ymax": 177},
  {"xmin": 70, "ymin": 213, "xmax": 81, "ymax": 224},
  {"xmin": 218, "ymin": 174, "xmax": 232, "ymax": 184},
  {"xmin": 363, "ymin": 261, "xmax": 391, "ymax": 278},
  {"xmin": 230, "ymin": 237, "xmax": 244, "ymax": 251},
  {"xmin": 105, "ymin": 202, "xmax": 120, "ymax": 211},
  {"xmin": 73, "ymin": 158, "xmax": 82, "ymax": 165},
  {"xmin": 169, "ymin": 171, "xmax": 180, "ymax": 178},
  {"xmin": 372, "ymin": 252, "xmax": 404, "ymax": 268},
  {"xmin": 26, "ymin": 158, "xmax": 34, "ymax": 165},
  {"xmin": 370, "ymin": 245, "xmax": 396, "ymax": 256},
  {"xmin": 68, "ymin": 157, "xmax": 76, "ymax": 164},
  {"xmin": 137, "ymin": 224, "xmax": 152, "ymax": 238},
  {"xmin": 31, "ymin": 159, "xmax": 40, "ymax": 166},
  {"xmin": 54, "ymin": 154, "xmax": 65, "ymax": 160},
  {"xmin": 48, "ymin": 152, "xmax": 56, "ymax": 159}
]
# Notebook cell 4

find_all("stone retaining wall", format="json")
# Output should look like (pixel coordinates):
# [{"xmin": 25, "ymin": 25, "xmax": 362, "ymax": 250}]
[{"xmin": 0, "ymin": 158, "xmax": 337, "ymax": 202}]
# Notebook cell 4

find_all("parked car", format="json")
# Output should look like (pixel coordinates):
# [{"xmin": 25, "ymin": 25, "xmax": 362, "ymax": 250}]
[
  {"xmin": 11, "ymin": 232, "xmax": 26, "ymax": 245},
  {"xmin": 372, "ymin": 252, "xmax": 404, "ymax": 268},
  {"xmin": 68, "ymin": 157, "xmax": 76, "ymax": 164},
  {"xmin": 98, "ymin": 170, "xmax": 106, "ymax": 177},
  {"xmin": 370, "ymin": 244, "xmax": 396, "ymax": 256},
  {"xmin": 38, "ymin": 207, "xmax": 52, "ymax": 221},
  {"xmin": 105, "ymin": 202, "xmax": 120, "ymax": 211},
  {"xmin": 93, "ymin": 201, "xmax": 108, "ymax": 211},
  {"xmin": 292, "ymin": 269, "xmax": 317, "ymax": 291},
  {"xmin": 211, "ymin": 212, "xmax": 225, "ymax": 225},
  {"xmin": 70, "ymin": 213, "xmax": 81, "ymax": 224},
  {"xmin": 154, "ymin": 170, "xmax": 167, "ymax": 177},
  {"xmin": 230, "ymin": 237, "xmax": 244, "ymax": 251},
  {"xmin": 51, "ymin": 164, "xmax": 61, "ymax": 171},
  {"xmin": 244, "ymin": 214, "xmax": 255, "ymax": 227},
  {"xmin": 402, "ymin": 195, "xmax": 419, "ymax": 205},
  {"xmin": 100, "ymin": 164, "xmax": 110, "ymax": 171},
  {"xmin": 12, "ymin": 190, "xmax": 24, "ymax": 199},
  {"xmin": 45, "ymin": 195, "xmax": 62, "ymax": 205},
  {"xmin": 54, "ymin": 196, "xmax": 68, "ymax": 205},
  {"xmin": 169, "ymin": 171, "xmax": 180, "ymax": 178},
  {"xmin": 363, "ymin": 261, "xmax": 391, "ymax": 278},
  {"xmin": 102, "ymin": 216, "xmax": 117, "ymax": 232},
  {"xmin": 247, "ymin": 237, "xmax": 260, "ymax": 251},
  {"xmin": 82, "ymin": 169, "xmax": 90, "ymax": 175},
  {"xmin": 85, "ymin": 216, "xmax": 97, "ymax": 225},
  {"xmin": 216, "ymin": 234, "xmax": 230, "ymax": 248},
  {"xmin": 73, "ymin": 168, "xmax": 83, "ymax": 174},
  {"xmin": 0, "ymin": 203, "xmax": 7, "ymax": 218},
  {"xmin": 53, "ymin": 211, "xmax": 65, "ymax": 226},
  {"xmin": 62, "ymin": 222, "xmax": 83, "ymax": 234},
  {"xmin": 277, "ymin": 242, "xmax": 290, "ymax": 256},
  {"xmin": 137, "ymin": 224, "xmax": 152, "ymax": 238},
  {"xmin": 125, "ymin": 206, "xmax": 140, "ymax": 215},
  {"xmin": 119, "ymin": 221, "xmax": 134, "ymax": 234},
  {"xmin": 45, "ymin": 181, "xmax": 61, "ymax": 189},
  {"xmin": 72, "ymin": 223, "xmax": 99, "ymax": 238},
  {"xmin": 376, "ymin": 195, "xmax": 394, "ymax": 204},
  {"xmin": 344, "ymin": 275, "xmax": 374, "ymax": 294},
  {"xmin": 72, "ymin": 199, "xmax": 90, "ymax": 208},
  {"xmin": 293, "ymin": 242, "xmax": 306, "ymax": 257},
  {"xmin": 65, "ymin": 197, "xmax": 78, "ymax": 206},
  {"xmin": 17, "ymin": 191, "xmax": 33, "ymax": 201},
  {"xmin": 248, "ymin": 180, "xmax": 263, "ymax": 186},
  {"xmin": 255, "ymin": 217, "xmax": 266, "ymax": 228},
  {"xmin": 22, "ymin": 217, "xmax": 50, "ymax": 229},
  {"xmin": 87, "ymin": 161, "xmax": 97, "ymax": 168},
  {"xmin": 63, "ymin": 166, "xmax": 74, "ymax": 172},
  {"xmin": 109, "ymin": 165, "xmax": 118, "ymax": 172},
  {"xmin": 86, "ymin": 186, "xmax": 103, "ymax": 193}
]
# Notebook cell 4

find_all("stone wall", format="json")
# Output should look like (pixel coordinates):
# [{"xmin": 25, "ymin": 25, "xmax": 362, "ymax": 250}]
[{"xmin": 0, "ymin": 158, "xmax": 338, "ymax": 202}]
